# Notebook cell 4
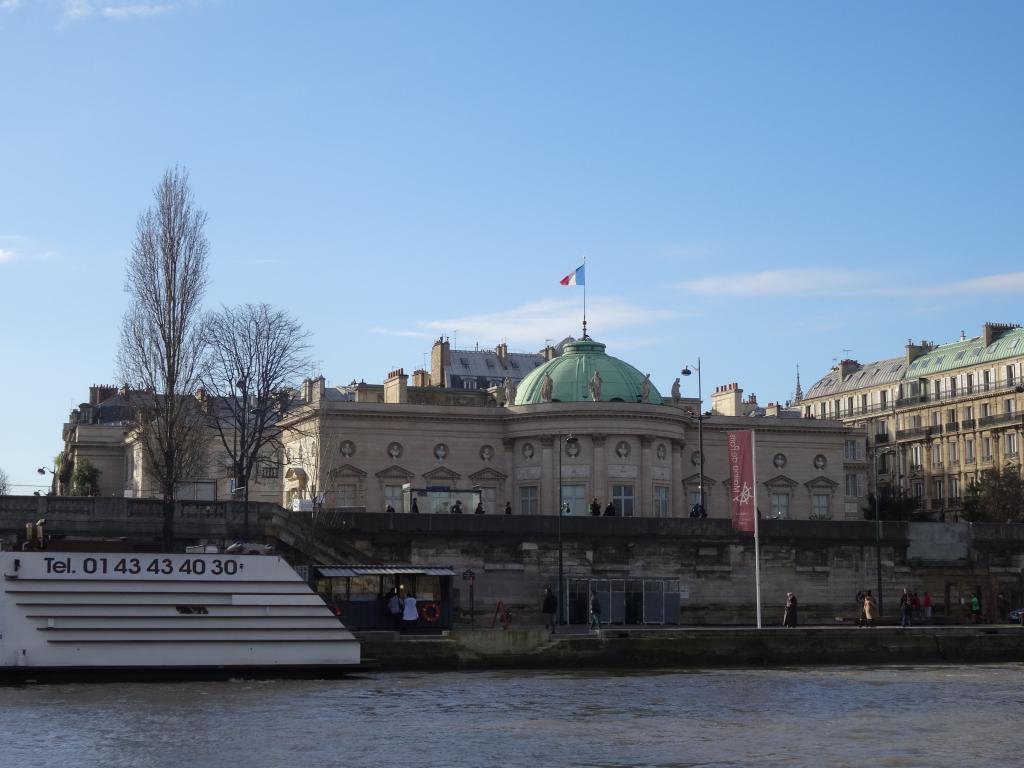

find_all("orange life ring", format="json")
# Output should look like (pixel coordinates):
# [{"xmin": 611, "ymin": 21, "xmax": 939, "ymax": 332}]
[{"xmin": 420, "ymin": 602, "xmax": 441, "ymax": 623}]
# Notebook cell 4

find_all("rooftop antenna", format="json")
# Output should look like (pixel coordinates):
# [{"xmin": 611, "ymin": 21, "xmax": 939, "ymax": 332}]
[
  {"xmin": 453, "ymin": 330, "xmax": 458, "ymax": 350},
  {"xmin": 841, "ymin": 348, "xmax": 853, "ymax": 358}
]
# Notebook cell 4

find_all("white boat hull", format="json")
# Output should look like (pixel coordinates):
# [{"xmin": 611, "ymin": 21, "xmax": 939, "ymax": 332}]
[{"xmin": 1, "ymin": 551, "xmax": 360, "ymax": 677}]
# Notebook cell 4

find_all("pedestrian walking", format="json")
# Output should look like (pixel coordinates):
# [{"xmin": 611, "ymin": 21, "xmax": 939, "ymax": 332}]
[
  {"xmin": 899, "ymin": 588, "xmax": 913, "ymax": 628},
  {"xmin": 856, "ymin": 590, "xmax": 866, "ymax": 627},
  {"xmin": 783, "ymin": 592, "xmax": 798, "ymax": 627},
  {"xmin": 542, "ymin": 586, "xmax": 558, "ymax": 631},
  {"xmin": 589, "ymin": 591, "xmax": 602, "ymax": 631},
  {"xmin": 923, "ymin": 591, "xmax": 932, "ymax": 620},
  {"xmin": 971, "ymin": 593, "xmax": 982, "ymax": 623},
  {"xmin": 863, "ymin": 590, "xmax": 878, "ymax": 628}
]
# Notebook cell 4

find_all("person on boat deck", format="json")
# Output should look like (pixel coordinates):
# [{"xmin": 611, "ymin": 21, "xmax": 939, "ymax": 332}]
[
  {"xmin": 474, "ymin": 502, "xmax": 486, "ymax": 514},
  {"xmin": 504, "ymin": 500, "xmax": 512, "ymax": 515},
  {"xmin": 400, "ymin": 589, "xmax": 419, "ymax": 633},
  {"xmin": 590, "ymin": 498, "xmax": 602, "ymax": 516},
  {"xmin": 385, "ymin": 504, "xmax": 396, "ymax": 514},
  {"xmin": 386, "ymin": 588, "xmax": 402, "ymax": 631},
  {"xmin": 603, "ymin": 502, "xmax": 616, "ymax": 516},
  {"xmin": 450, "ymin": 500, "xmax": 463, "ymax": 514},
  {"xmin": 411, "ymin": 498, "xmax": 420, "ymax": 514}
]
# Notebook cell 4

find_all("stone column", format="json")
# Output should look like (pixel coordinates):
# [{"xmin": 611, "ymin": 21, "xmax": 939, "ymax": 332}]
[
  {"xmin": 540, "ymin": 435, "xmax": 555, "ymax": 515},
  {"xmin": 672, "ymin": 437, "xmax": 685, "ymax": 517},
  {"xmin": 502, "ymin": 437, "xmax": 515, "ymax": 509},
  {"xmin": 640, "ymin": 435, "xmax": 654, "ymax": 517},
  {"xmin": 592, "ymin": 434, "xmax": 607, "ymax": 507}
]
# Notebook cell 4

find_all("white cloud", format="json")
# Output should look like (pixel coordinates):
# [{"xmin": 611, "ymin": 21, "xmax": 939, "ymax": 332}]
[
  {"xmin": 680, "ymin": 269, "xmax": 1024, "ymax": 298},
  {"xmin": 0, "ymin": 248, "xmax": 15, "ymax": 264},
  {"xmin": 369, "ymin": 328, "xmax": 435, "ymax": 340},
  {"xmin": 61, "ymin": 0, "xmax": 182, "ymax": 25},
  {"xmin": 681, "ymin": 268, "xmax": 885, "ymax": 297},
  {"xmin": 102, "ymin": 3, "xmax": 177, "ymax": 18},
  {"xmin": 381, "ymin": 296, "xmax": 676, "ymax": 350}
]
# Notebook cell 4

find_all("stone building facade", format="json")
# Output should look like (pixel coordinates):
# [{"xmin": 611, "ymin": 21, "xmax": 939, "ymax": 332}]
[
  {"xmin": 280, "ymin": 337, "xmax": 868, "ymax": 521},
  {"xmin": 801, "ymin": 322, "xmax": 1024, "ymax": 519}
]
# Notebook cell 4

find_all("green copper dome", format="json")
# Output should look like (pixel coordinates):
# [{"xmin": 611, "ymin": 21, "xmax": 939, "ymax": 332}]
[{"xmin": 514, "ymin": 338, "xmax": 663, "ymax": 405}]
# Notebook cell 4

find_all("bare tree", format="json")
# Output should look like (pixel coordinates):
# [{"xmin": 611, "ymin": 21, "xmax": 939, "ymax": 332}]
[
  {"xmin": 201, "ymin": 303, "xmax": 312, "ymax": 537},
  {"xmin": 0, "ymin": 467, "xmax": 10, "ymax": 496},
  {"xmin": 117, "ymin": 167, "xmax": 210, "ymax": 549}
]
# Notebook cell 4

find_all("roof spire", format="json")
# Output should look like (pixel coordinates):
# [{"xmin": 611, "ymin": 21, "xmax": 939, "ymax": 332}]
[{"xmin": 793, "ymin": 364, "xmax": 803, "ymax": 404}]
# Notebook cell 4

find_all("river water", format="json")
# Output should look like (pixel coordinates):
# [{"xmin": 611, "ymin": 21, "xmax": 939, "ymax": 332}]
[{"xmin": 2, "ymin": 665, "xmax": 1022, "ymax": 767}]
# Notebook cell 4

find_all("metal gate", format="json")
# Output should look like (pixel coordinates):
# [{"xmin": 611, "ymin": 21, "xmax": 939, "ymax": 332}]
[{"xmin": 567, "ymin": 578, "xmax": 681, "ymax": 625}]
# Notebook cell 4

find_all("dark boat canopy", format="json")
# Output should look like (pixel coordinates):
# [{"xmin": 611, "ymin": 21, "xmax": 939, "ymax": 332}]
[{"xmin": 315, "ymin": 565, "xmax": 456, "ymax": 578}]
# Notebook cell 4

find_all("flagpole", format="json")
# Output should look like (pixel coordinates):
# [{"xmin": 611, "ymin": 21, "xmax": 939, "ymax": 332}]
[
  {"xmin": 752, "ymin": 429, "xmax": 763, "ymax": 629},
  {"xmin": 582, "ymin": 254, "xmax": 588, "ymax": 338}
]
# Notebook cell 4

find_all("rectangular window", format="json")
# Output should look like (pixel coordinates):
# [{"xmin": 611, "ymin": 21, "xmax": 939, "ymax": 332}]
[
  {"xmin": 688, "ymin": 490, "xmax": 706, "ymax": 514},
  {"xmin": 931, "ymin": 411, "xmax": 940, "ymax": 427},
  {"xmin": 480, "ymin": 486, "xmax": 497, "ymax": 511},
  {"xmin": 880, "ymin": 390, "xmax": 888, "ymax": 409},
  {"xmin": 560, "ymin": 484, "xmax": 586, "ymax": 516},
  {"xmin": 966, "ymin": 439, "xmax": 975, "ymax": 463},
  {"xmin": 462, "ymin": 380, "xmax": 478, "ymax": 389},
  {"xmin": 947, "ymin": 408, "xmax": 956, "ymax": 424},
  {"xmin": 982, "ymin": 437, "xmax": 992, "ymax": 460},
  {"xmin": 771, "ymin": 493, "xmax": 790, "ymax": 519},
  {"xmin": 911, "ymin": 445, "xmax": 922, "ymax": 469},
  {"xmin": 1005, "ymin": 399, "xmax": 1015, "ymax": 415},
  {"xmin": 933, "ymin": 479, "xmax": 944, "ymax": 501},
  {"xmin": 982, "ymin": 403, "xmax": 991, "ymax": 418},
  {"xmin": 519, "ymin": 485, "xmax": 538, "ymax": 515},
  {"xmin": 1007, "ymin": 365, "xmax": 1016, "ymax": 386},
  {"xmin": 847, "ymin": 396, "xmax": 854, "ymax": 415},
  {"xmin": 844, "ymin": 473, "xmax": 865, "ymax": 497},
  {"xmin": 337, "ymin": 483, "xmax": 357, "ymax": 506},
  {"xmin": 912, "ymin": 415, "xmax": 923, "ymax": 428},
  {"xmin": 949, "ymin": 441, "xmax": 959, "ymax": 465},
  {"xmin": 933, "ymin": 380, "xmax": 941, "ymax": 398},
  {"xmin": 949, "ymin": 376, "xmax": 957, "ymax": 396},
  {"xmin": 384, "ymin": 484, "xmax": 404, "ymax": 513},
  {"xmin": 967, "ymin": 374, "xmax": 974, "ymax": 394},
  {"xmin": 983, "ymin": 370, "xmax": 991, "ymax": 391},
  {"xmin": 932, "ymin": 443, "xmax": 942, "ymax": 466},
  {"xmin": 819, "ymin": 402, "xmax": 827, "ymax": 418},
  {"xmin": 811, "ymin": 494, "xmax": 831, "ymax": 520},
  {"xmin": 653, "ymin": 486, "xmax": 669, "ymax": 518},
  {"xmin": 913, "ymin": 481, "xmax": 923, "ymax": 499},
  {"xmin": 965, "ymin": 405, "xmax": 973, "ymax": 420},
  {"xmin": 951, "ymin": 477, "xmax": 961, "ymax": 499},
  {"xmin": 1007, "ymin": 433, "xmax": 1018, "ymax": 457},
  {"xmin": 861, "ymin": 393, "xmax": 868, "ymax": 412},
  {"xmin": 612, "ymin": 484, "xmax": 635, "ymax": 517}
]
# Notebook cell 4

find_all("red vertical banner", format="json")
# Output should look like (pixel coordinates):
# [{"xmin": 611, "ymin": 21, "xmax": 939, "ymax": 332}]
[{"xmin": 727, "ymin": 430, "xmax": 755, "ymax": 533}]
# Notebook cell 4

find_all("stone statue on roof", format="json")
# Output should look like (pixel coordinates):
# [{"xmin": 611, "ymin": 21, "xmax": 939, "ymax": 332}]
[
  {"xmin": 671, "ymin": 377, "xmax": 681, "ymax": 404},
  {"xmin": 504, "ymin": 376, "xmax": 517, "ymax": 407},
  {"xmin": 588, "ymin": 370, "xmax": 602, "ymax": 401},
  {"xmin": 641, "ymin": 373, "xmax": 651, "ymax": 403},
  {"xmin": 540, "ymin": 372, "xmax": 553, "ymax": 403}
]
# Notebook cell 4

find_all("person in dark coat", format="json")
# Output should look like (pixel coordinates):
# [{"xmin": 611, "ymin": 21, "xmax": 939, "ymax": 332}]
[
  {"xmin": 450, "ymin": 500, "xmax": 463, "ymax": 514},
  {"xmin": 783, "ymin": 592, "xmax": 798, "ymax": 627},
  {"xmin": 504, "ymin": 501, "xmax": 512, "ymax": 515},
  {"xmin": 590, "ymin": 591, "xmax": 602, "ymax": 630},
  {"xmin": 603, "ymin": 502, "xmax": 616, "ymax": 517},
  {"xmin": 542, "ymin": 586, "xmax": 558, "ymax": 631},
  {"xmin": 590, "ymin": 498, "xmax": 602, "ymax": 516},
  {"xmin": 474, "ymin": 502, "xmax": 486, "ymax": 515},
  {"xmin": 410, "ymin": 498, "xmax": 420, "ymax": 514}
]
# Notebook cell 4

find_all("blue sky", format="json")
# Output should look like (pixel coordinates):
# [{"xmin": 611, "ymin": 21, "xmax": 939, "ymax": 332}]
[{"xmin": 2, "ymin": 1, "xmax": 1023, "ymax": 493}]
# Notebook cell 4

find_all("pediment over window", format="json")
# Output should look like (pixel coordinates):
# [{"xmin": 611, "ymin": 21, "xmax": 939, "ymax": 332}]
[
  {"xmin": 682, "ymin": 473, "xmax": 716, "ymax": 488},
  {"xmin": 423, "ymin": 466, "xmax": 461, "ymax": 485},
  {"xmin": 328, "ymin": 463, "xmax": 367, "ymax": 479},
  {"xmin": 375, "ymin": 464, "xmax": 414, "ymax": 481},
  {"xmin": 764, "ymin": 474, "xmax": 799, "ymax": 490},
  {"xmin": 804, "ymin": 475, "xmax": 839, "ymax": 491},
  {"xmin": 469, "ymin": 467, "xmax": 508, "ymax": 483}
]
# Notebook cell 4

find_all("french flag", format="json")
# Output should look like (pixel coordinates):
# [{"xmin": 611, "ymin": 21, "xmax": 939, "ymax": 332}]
[{"xmin": 559, "ymin": 264, "xmax": 585, "ymax": 286}]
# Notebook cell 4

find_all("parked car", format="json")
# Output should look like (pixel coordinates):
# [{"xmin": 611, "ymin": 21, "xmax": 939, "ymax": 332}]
[{"xmin": 1008, "ymin": 607, "xmax": 1024, "ymax": 624}]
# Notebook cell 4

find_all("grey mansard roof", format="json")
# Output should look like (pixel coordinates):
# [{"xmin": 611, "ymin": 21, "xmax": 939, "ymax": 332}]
[{"xmin": 804, "ymin": 357, "xmax": 906, "ymax": 399}]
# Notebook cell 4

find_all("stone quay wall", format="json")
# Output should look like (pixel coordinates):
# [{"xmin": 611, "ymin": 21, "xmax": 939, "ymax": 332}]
[{"xmin": 2, "ymin": 496, "xmax": 1022, "ymax": 625}]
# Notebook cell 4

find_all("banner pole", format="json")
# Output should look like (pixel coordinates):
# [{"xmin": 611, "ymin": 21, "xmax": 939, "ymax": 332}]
[
  {"xmin": 583, "ymin": 254, "xmax": 587, "ymax": 338},
  {"xmin": 752, "ymin": 429, "xmax": 762, "ymax": 629}
]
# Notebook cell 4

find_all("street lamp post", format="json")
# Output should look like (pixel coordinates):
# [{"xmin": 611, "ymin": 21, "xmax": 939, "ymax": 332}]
[
  {"xmin": 36, "ymin": 466, "xmax": 56, "ymax": 495},
  {"xmin": 681, "ymin": 360, "xmax": 705, "ymax": 515},
  {"xmin": 556, "ymin": 433, "xmax": 577, "ymax": 630},
  {"xmin": 872, "ymin": 444, "xmax": 897, "ymax": 616}
]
